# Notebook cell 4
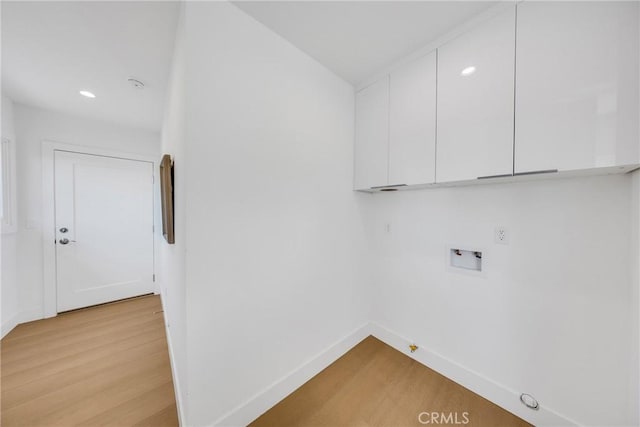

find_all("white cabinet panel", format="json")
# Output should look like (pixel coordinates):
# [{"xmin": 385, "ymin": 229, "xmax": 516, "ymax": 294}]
[
  {"xmin": 436, "ymin": 7, "xmax": 516, "ymax": 183},
  {"xmin": 515, "ymin": 1, "xmax": 639, "ymax": 173},
  {"xmin": 389, "ymin": 51, "xmax": 437, "ymax": 186},
  {"xmin": 354, "ymin": 76, "xmax": 389, "ymax": 190}
]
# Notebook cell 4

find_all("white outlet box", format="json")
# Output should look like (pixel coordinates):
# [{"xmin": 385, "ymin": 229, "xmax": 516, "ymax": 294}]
[
  {"xmin": 450, "ymin": 248, "xmax": 482, "ymax": 271},
  {"xmin": 446, "ymin": 243, "xmax": 487, "ymax": 278},
  {"xmin": 495, "ymin": 227, "xmax": 508, "ymax": 244}
]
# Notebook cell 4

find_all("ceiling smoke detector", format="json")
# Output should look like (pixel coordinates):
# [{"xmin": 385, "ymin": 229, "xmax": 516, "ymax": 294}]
[{"xmin": 128, "ymin": 78, "xmax": 145, "ymax": 89}]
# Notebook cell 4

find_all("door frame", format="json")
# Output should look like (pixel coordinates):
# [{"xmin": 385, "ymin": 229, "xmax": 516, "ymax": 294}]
[{"xmin": 42, "ymin": 140, "xmax": 159, "ymax": 318}]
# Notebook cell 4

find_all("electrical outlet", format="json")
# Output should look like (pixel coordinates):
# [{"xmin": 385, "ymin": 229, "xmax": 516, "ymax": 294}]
[{"xmin": 495, "ymin": 226, "xmax": 509, "ymax": 244}]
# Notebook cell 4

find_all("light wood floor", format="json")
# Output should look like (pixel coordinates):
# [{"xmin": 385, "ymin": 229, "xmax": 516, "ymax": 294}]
[
  {"xmin": 251, "ymin": 336, "xmax": 530, "ymax": 427},
  {"xmin": 1, "ymin": 295, "xmax": 178, "ymax": 427}
]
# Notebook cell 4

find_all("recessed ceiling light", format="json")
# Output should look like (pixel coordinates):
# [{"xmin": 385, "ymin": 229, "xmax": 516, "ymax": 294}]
[
  {"xmin": 79, "ymin": 90, "xmax": 96, "ymax": 98},
  {"xmin": 460, "ymin": 66, "xmax": 476, "ymax": 77}
]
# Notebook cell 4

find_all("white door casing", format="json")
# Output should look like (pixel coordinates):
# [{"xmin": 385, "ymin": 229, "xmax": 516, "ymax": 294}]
[{"xmin": 54, "ymin": 150, "xmax": 154, "ymax": 312}]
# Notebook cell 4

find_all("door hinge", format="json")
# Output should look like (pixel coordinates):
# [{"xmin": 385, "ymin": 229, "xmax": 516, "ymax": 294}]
[{"xmin": 153, "ymin": 274, "xmax": 156, "ymax": 282}]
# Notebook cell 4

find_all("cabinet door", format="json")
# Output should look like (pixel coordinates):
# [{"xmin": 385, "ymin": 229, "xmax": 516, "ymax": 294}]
[
  {"xmin": 515, "ymin": 2, "xmax": 639, "ymax": 173},
  {"xmin": 436, "ymin": 7, "xmax": 516, "ymax": 183},
  {"xmin": 354, "ymin": 76, "xmax": 389, "ymax": 190},
  {"xmin": 389, "ymin": 51, "xmax": 437, "ymax": 186}
]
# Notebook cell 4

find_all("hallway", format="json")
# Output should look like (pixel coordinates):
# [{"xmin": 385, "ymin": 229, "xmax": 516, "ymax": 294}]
[{"xmin": 1, "ymin": 295, "xmax": 178, "ymax": 426}]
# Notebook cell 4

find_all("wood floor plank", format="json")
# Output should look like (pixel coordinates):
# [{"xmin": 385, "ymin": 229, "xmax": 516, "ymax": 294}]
[
  {"xmin": 79, "ymin": 381, "xmax": 177, "ymax": 426},
  {"xmin": 250, "ymin": 336, "xmax": 530, "ymax": 427},
  {"xmin": 1, "ymin": 352, "xmax": 170, "ymax": 426},
  {"xmin": 1, "ymin": 319, "xmax": 165, "ymax": 382},
  {"xmin": 2, "ymin": 295, "xmax": 158, "ymax": 343},
  {"xmin": 1, "ymin": 299, "xmax": 163, "ymax": 361},
  {"xmin": 2, "ymin": 338, "xmax": 169, "ymax": 410},
  {"xmin": 1, "ymin": 295, "xmax": 178, "ymax": 427},
  {"xmin": 132, "ymin": 403, "xmax": 180, "ymax": 427}
]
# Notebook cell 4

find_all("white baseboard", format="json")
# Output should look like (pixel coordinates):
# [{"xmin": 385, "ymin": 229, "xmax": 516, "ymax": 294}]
[
  {"xmin": 158, "ymin": 289, "xmax": 186, "ymax": 427},
  {"xmin": 160, "ymin": 320, "xmax": 578, "ymax": 427},
  {"xmin": 20, "ymin": 306, "xmax": 44, "ymax": 323},
  {"xmin": 1, "ymin": 306, "xmax": 45, "ymax": 339},
  {"xmin": 213, "ymin": 323, "xmax": 372, "ymax": 427},
  {"xmin": 369, "ymin": 322, "xmax": 578, "ymax": 427},
  {"xmin": 164, "ymin": 323, "xmax": 186, "ymax": 426},
  {"xmin": 1, "ymin": 311, "xmax": 20, "ymax": 339}
]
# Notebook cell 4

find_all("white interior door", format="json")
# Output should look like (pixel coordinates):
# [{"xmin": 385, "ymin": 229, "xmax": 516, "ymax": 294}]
[{"xmin": 54, "ymin": 150, "xmax": 154, "ymax": 312}]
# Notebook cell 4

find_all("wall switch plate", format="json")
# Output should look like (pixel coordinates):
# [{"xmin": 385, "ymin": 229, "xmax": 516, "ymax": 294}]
[{"xmin": 495, "ymin": 227, "xmax": 508, "ymax": 244}]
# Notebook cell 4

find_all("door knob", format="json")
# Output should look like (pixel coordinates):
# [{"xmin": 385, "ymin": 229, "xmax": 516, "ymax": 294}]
[{"xmin": 59, "ymin": 238, "xmax": 75, "ymax": 245}]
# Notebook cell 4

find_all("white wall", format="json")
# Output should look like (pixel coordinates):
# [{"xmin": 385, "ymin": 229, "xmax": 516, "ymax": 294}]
[
  {"xmin": 183, "ymin": 2, "xmax": 371, "ymax": 424},
  {"xmin": 369, "ymin": 175, "xmax": 637, "ymax": 426},
  {"xmin": 634, "ymin": 12, "xmax": 640, "ymax": 420},
  {"xmin": 10, "ymin": 104, "xmax": 160, "ymax": 324},
  {"xmin": 1, "ymin": 95, "xmax": 19, "ymax": 337},
  {"xmin": 158, "ymin": 6, "xmax": 187, "ymax": 424},
  {"xmin": 632, "ymin": 170, "xmax": 640, "ymax": 425}
]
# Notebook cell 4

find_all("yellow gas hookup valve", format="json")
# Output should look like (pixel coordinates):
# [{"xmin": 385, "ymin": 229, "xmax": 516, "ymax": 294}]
[{"xmin": 409, "ymin": 344, "xmax": 418, "ymax": 353}]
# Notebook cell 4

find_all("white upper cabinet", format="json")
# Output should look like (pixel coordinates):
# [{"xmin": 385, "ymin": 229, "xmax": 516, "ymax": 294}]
[
  {"xmin": 389, "ymin": 51, "xmax": 437, "ymax": 186},
  {"xmin": 354, "ymin": 76, "xmax": 389, "ymax": 190},
  {"xmin": 354, "ymin": 2, "xmax": 639, "ymax": 191},
  {"xmin": 436, "ymin": 7, "xmax": 516, "ymax": 183},
  {"xmin": 515, "ymin": 2, "xmax": 639, "ymax": 174}
]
